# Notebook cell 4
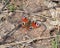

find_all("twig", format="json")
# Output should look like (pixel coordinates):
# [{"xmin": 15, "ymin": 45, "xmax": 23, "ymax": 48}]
[
  {"xmin": 0, "ymin": 35, "xmax": 58, "ymax": 46},
  {"xmin": 0, "ymin": 24, "xmax": 22, "ymax": 44},
  {"xmin": 0, "ymin": 0, "xmax": 10, "ymax": 13}
]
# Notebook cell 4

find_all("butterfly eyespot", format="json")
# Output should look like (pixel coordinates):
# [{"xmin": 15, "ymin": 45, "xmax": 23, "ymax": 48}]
[
  {"xmin": 29, "ymin": 27, "xmax": 33, "ymax": 30},
  {"xmin": 22, "ymin": 22, "xmax": 25, "ymax": 25},
  {"xmin": 36, "ymin": 23, "xmax": 39, "ymax": 27}
]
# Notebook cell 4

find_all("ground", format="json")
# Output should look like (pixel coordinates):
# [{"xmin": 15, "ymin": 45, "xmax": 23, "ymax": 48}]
[{"xmin": 0, "ymin": 0, "xmax": 60, "ymax": 48}]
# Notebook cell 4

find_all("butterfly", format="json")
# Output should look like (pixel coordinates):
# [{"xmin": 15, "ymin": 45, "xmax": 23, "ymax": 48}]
[{"xmin": 21, "ymin": 16, "xmax": 40, "ymax": 30}]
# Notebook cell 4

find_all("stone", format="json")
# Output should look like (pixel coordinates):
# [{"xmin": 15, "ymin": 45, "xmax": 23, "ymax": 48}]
[
  {"xmin": 50, "ymin": 20, "xmax": 59, "ymax": 25},
  {"xmin": 44, "ymin": 1, "xmax": 57, "ymax": 8}
]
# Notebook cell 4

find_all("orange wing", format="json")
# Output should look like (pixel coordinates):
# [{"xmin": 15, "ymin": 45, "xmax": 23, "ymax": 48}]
[
  {"xmin": 22, "ymin": 17, "xmax": 29, "ymax": 23},
  {"xmin": 31, "ymin": 22, "xmax": 37, "ymax": 28}
]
